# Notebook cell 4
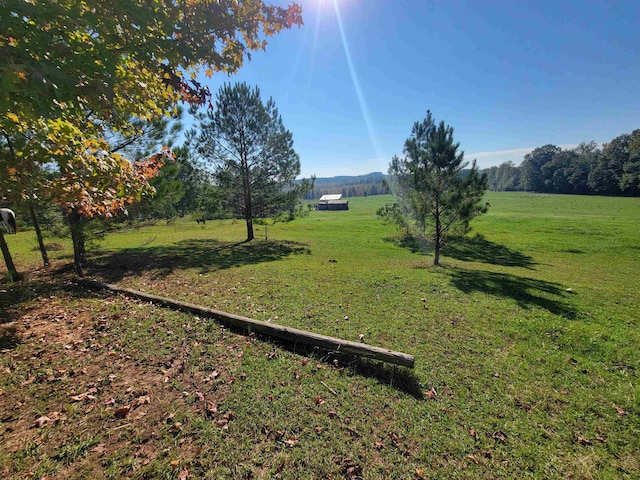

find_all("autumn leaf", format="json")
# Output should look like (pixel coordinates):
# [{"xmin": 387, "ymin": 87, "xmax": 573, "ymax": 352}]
[
  {"xmin": 114, "ymin": 405, "xmax": 131, "ymax": 419},
  {"xmin": 205, "ymin": 402, "xmax": 218, "ymax": 416},
  {"xmin": 577, "ymin": 436, "xmax": 592, "ymax": 446},
  {"xmin": 90, "ymin": 444, "xmax": 107, "ymax": 454},
  {"xmin": 614, "ymin": 405, "xmax": 627, "ymax": 416},
  {"xmin": 425, "ymin": 387, "xmax": 437, "ymax": 399},
  {"xmin": 284, "ymin": 436, "xmax": 299, "ymax": 447},
  {"xmin": 466, "ymin": 454, "xmax": 480, "ymax": 464},
  {"xmin": 313, "ymin": 396, "xmax": 326, "ymax": 406},
  {"xmin": 215, "ymin": 419, "xmax": 229, "ymax": 429},
  {"xmin": 131, "ymin": 395, "xmax": 150, "ymax": 408},
  {"xmin": 492, "ymin": 431, "xmax": 507, "ymax": 443},
  {"xmin": 32, "ymin": 416, "xmax": 51, "ymax": 429},
  {"xmin": 470, "ymin": 429, "xmax": 479, "ymax": 440}
]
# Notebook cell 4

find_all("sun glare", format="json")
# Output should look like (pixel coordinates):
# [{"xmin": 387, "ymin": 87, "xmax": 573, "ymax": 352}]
[{"xmin": 330, "ymin": 0, "xmax": 383, "ymax": 160}]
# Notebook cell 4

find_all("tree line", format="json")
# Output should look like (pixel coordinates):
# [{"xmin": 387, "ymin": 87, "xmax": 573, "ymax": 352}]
[{"xmin": 484, "ymin": 129, "xmax": 640, "ymax": 196}]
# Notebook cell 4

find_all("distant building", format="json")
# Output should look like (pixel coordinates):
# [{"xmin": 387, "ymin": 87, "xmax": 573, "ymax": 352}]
[{"xmin": 317, "ymin": 194, "xmax": 349, "ymax": 211}]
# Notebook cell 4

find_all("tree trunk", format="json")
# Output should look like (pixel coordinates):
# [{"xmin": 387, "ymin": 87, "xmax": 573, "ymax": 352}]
[
  {"xmin": 68, "ymin": 208, "xmax": 86, "ymax": 277},
  {"xmin": 245, "ymin": 216, "xmax": 254, "ymax": 241},
  {"xmin": 29, "ymin": 203, "xmax": 49, "ymax": 267},
  {"xmin": 242, "ymin": 160, "xmax": 254, "ymax": 241},
  {"xmin": 433, "ymin": 198, "xmax": 441, "ymax": 266},
  {"xmin": 0, "ymin": 229, "xmax": 20, "ymax": 282}
]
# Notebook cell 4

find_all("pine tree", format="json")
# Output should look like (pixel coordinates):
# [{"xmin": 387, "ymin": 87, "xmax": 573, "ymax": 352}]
[
  {"xmin": 191, "ymin": 83, "xmax": 311, "ymax": 241},
  {"xmin": 388, "ymin": 110, "xmax": 488, "ymax": 265}
]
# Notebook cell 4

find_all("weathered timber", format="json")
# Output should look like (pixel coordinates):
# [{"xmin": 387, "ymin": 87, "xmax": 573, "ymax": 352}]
[{"xmin": 79, "ymin": 278, "xmax": 414, "ymax": 368}]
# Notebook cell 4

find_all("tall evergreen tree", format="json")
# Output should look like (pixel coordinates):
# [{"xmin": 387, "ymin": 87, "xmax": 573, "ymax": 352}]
[
  {"xmin": 388, "ymin": 110, "xmax": 488, "ymax": 266},
  {"xmin": 190, "ymin": 83, "xmax": 311, "ymax": 241}
]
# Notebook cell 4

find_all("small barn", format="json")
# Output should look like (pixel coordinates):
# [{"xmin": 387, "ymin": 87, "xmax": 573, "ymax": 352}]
[{"xmin": 317, "ymin": 194, "xmax": 349, "ymax": 211}]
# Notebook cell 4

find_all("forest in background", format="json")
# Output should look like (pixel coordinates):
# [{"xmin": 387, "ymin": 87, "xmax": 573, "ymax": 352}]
[
  {"xmin": 483, "ymin": 129, "xmax": 640, "ymax": 196},
  {"xmin": 308, "ymin": 128, "xmax": 640, "ymax": 199}
]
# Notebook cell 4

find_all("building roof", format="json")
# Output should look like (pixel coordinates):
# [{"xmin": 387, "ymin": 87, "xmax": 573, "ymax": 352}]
[{"xmin": 319, "ymin": 194, "xmax": 342, "ymax": 201}]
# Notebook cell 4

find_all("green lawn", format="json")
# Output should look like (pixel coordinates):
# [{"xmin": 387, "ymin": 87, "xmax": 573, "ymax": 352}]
[{"xmin": 1, "ymin": 192, "xmax": 639, "ymax": 479}]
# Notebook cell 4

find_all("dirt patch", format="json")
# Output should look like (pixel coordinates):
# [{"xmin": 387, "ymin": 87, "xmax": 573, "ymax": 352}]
[{"xmin": 0, "ymin": 268, "xmax": 245, "ymax": 479}]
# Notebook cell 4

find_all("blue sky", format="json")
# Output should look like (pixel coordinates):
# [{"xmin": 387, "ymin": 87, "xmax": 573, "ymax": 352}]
[{"xmin": 200, "ymin": 0, "xmax": 640, "ymax": 178}]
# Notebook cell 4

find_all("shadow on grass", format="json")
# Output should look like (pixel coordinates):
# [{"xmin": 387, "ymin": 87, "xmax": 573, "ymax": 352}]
[
  {"xmin": 448, "ymin": 268, "xmax": 576, "ymax": 319},
  {"xmin": 385, "ymin": 233, "xmax": 536, "ymax": 269},
  {"xmin": 0, "ymin": 274, "xmax": 102, "ymax": 348},
  {"xmin": 443, "ymin": 235, "xmax": 536, "ymax": 269},
  {"xmin": 0, "ymin": 325, "xmax": 20, "ymax": 349},
  {"xmin": 382, "ymin": 235, "xmax": 432, "ymax": 255},
  {"xmin": 256, "ymin": 337, "xmax": 423, "ymax": 399},
  {"xmin": 0, "ymin": 278, "xmax": 60, "ymax": 325},
  {"xmin": 85, "ymin": 238, "xmax": 311, "ymax": 283}
]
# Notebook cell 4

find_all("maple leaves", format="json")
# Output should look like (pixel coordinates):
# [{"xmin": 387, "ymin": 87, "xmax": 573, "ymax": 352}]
[{"xmin": 1, "ymin": 0, "xmax": 303, "ymax": 121}]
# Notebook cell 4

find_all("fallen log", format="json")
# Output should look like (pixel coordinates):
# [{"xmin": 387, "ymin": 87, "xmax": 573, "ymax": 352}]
[{"xmin": 79, "ymin": 278, "xmax": 415, "ymax": 368}]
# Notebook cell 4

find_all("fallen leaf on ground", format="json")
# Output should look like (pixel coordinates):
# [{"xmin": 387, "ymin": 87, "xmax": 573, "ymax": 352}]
[
  {"xmin": 466, "ymin": 454, "xmax": 479, "ymax": 464},
  {"xmin": 492, "ymin": 431, "xmax": 507, "ymax": 443},
  {"xmin": 114, "ymin": 405, "xmax": 131, "ymax": 419},
  {"xmin": 215, "ymin": 419, "xmax": 229, "ymax": 430},
  {"xmin": 131, "ymin": 395, "xmax": 150, "ymax": 408},
  {"xmin": 577, "ymin": 436, "xmax": 592, "ymax": 446},
  {"xmin": 32, "ymin": 416, "xmax": 51, "ymax": 429},
  {"xmin": 284, "ymin": 436, "xmax": 298, "ymax": 447},
  {"xmin": 615, "ymin": 405, "xmax": 626, "ymax": 416},
  {"xmin": 425, "ymin": 387, "xmax": 437, "ymax": 399},
  {"xmin": 90, "ymin": 444, "xmax": 107, "ymax": 454},
  {"xmin": 205, "ymin": 402, "xmax": 217, "ymax": 416}
]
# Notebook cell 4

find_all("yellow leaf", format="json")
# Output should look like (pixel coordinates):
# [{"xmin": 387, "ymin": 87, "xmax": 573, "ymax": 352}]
[
  {"xmin": 205, "ymin": 68, "xmax": 213, "ymax": 78},
  {"xmin": 6, "ymin": 112, "xmax": 19, "ymax": 123}
]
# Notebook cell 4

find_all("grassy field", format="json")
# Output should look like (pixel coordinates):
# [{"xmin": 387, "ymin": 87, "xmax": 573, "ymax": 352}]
[{"xmin": 1, "ymin": 192, "xmax": 639, "ymax": 479}]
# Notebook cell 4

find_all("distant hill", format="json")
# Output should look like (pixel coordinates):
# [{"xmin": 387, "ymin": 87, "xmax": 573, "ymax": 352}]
[{"xmin": 302, "ymin": 172, "xmax": 389, "ymax": 199}]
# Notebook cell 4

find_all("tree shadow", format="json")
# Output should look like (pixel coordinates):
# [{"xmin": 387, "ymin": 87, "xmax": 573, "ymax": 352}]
[
  {"xmin": 0, "ymin": 270, "xmax": 104, "ymax": 326},
  {"xmin": 443, "ymin": 235, "xmax": 536, "ymax": 269},
  {"xmin": 85, "ymin": 238, "xmax": 311, "ymax": 283},
  {"xmin": 0, "ymin": 325, "xmax": 20, "ymax": 350},
  {"xmin": 382, "ymin": 235, "xmax": 432, "ymax": 255},
  {"xmin": 448, "ymin": 268, "xmax": 576, "ymax": 319}
]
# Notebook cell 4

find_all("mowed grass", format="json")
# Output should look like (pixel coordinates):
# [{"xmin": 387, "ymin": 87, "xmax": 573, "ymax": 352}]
[{"xmin": 1, "ymin": 192, "xmax": 639, "ymax": 479}]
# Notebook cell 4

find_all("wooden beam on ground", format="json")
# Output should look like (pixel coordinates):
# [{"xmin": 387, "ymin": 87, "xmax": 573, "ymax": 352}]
[{"xmin": 79, "ymin": 278, "xmax": 415, "ymax": 368}]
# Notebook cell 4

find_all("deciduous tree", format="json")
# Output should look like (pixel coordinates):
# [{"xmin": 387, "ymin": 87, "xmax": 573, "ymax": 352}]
[
  {"xmin": 1, "ymin": 0, "xmax": 303, "ymax": 123},
  {"xmin": 520, "ymin": 144, "xmax": 561, "ymax": 192},
  {"xmin": 1, "ymin": 0, "xmax": 302, "ymax": 274}
]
